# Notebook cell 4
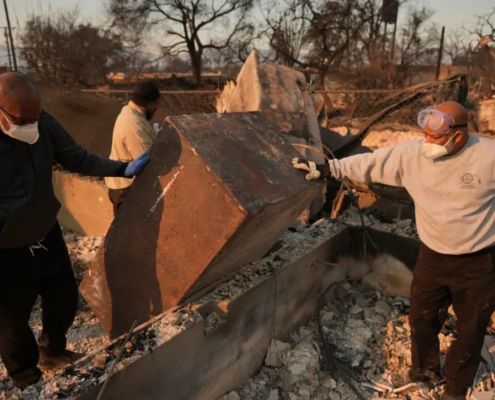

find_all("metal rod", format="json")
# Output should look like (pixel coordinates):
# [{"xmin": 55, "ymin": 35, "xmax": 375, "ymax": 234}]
[
  {"xmin": 4, "ymin": 27, "xmax": 11, "ymax": 71},
  {"xmin": 2, "ymin": 0, "xmax": 16, "ymax": 71},
  {"xmin": 96, "ymin": 319, "xmax": 138, "ymax": 400},
  {"xmin": 382, "ymin": 22, "xmax": 388, "ymax": 52},
  {"xmin": 435, "ymin": 26, "xmax": 446, "ymax": 81},
  {"xmin": 391, "ymin": 20, "xmax": 398, "ymax": 64}
]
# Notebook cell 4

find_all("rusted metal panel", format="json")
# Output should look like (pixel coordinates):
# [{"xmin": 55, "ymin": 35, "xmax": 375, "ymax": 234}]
[
  {"xmin": 80, "ymin": 112, "xmax": 323, "ymax": 338},
  {"xmin": 75, "ymin": 229, "xmax": 349, "ymax": 400}
]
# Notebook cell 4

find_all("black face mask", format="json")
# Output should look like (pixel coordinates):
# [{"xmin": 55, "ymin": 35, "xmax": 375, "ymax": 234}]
[{"xmin": 145, "ymin": 109, "xmax": 155, "ymax": 121}]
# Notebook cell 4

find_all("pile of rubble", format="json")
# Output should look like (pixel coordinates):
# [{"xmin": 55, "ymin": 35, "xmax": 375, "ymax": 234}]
[
  {"xmin": 341, "ymin": 209, "xmax": 420, "ymax": 241},
  {"xmin": 218, "ymin": 278, "xmax": 495, "ymax": 400},
  {"xmin": 2, "ymin": 215, "xmax": 473, "ymax": 400},
  {"xmin": 0, "ymin": 220, "xmax": 345, "ymax": 399}
]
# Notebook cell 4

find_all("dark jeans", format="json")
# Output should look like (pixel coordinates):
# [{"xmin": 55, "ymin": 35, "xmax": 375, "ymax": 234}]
[
  {"xmin": 410, "ymin": 243, "xmax": 495, "ymax": 394},
  {"xmin": 0, "ymin": 222, "xmax": 78, "ymax": 386},
  {"xmin": 108, "ymin": 188, "xmax": 129, "ymax": 215}
]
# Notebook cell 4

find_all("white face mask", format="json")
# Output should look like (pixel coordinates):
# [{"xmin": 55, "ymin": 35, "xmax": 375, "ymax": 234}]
[
  {"xmin": 0, "ymin": 109, "xmax": 40, "ymax": 145},
  {"xmin": 421, "ymin": 131, "xmax": 459, "ymax": 160}
]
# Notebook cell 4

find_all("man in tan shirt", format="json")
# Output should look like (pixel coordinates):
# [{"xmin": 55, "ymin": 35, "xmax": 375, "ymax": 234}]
[{"xmin": 106, "ymin": 80, "xmax": 161, "ymax": 213}]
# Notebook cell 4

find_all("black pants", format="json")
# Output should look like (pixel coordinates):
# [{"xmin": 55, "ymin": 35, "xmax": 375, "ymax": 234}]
[
  {"xmin": 410, "ymin": 243, "xmax": 495, "ymax": 394},
  {"xmin": 108, "ymin": 188, "xmax": 128, "ymax": 215},
  {"xmin": 0, "ymin": 223, "xmax": 78, "ymax": 386}
]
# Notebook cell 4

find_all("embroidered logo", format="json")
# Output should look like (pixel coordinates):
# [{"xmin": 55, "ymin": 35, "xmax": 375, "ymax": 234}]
[{"xmin": 460, "ymin": 173, "xmax": 481, "ymax": 189}]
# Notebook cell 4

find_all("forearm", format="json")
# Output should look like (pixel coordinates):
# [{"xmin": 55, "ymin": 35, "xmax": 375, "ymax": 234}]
[
  {"xmin": 59, "ymin": 149, "xmax": 129, "ymax": 177},
  {"xmin": 325, "ymin": 149, "xmax": 403, "ymax": 187},
  {"xmin": 45, "ymin": 113, "xmax": 129, "ymax": 177}
]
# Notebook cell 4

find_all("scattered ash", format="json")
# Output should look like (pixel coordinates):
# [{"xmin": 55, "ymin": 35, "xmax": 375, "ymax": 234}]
[
  {"xmin": 341, "ymin": 209, "xmax": 420, "ymax": 240},
  {"xmin": 203, "ymin": 311, "xmax": 228, "ymax": 336},
  {"xmin": 34, "ymin": 308, "xmax": 203, "ymax": 399},
  {"xmin": 218, "ymin": 278, "xmax": 495, "ymax": 400},
  {"xmin": 201, "ymin": 219, "xmax": 345, "ymax": 303}
]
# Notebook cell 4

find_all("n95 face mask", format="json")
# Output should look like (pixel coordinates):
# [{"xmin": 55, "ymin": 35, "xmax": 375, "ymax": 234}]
[
  {"xmin": 421, "ymin": 131, "xmax": 459, "ymax": 160},
  {"xmin": 0, "ymin": 109, "xmax": 39, "ymax": 144}
]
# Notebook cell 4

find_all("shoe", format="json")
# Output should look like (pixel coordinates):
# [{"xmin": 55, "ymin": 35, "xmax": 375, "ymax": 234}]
[
  {"xmin": 38, "ymin": 348, "xmax": 85, "ymax": 371},
  {"xmin": 393, "ymin": 368, "xmax": 443, "ymax": 388},
  {"xmin": 439, "ymin": 390, "xmax": 467, "ymax": 400},
  {"xmin": 11, "ymin": 371, "xmax": 43, "ymax": 390}
]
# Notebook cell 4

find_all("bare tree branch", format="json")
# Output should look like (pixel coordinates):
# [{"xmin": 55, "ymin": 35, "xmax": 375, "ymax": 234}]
[{"xmin": 108, "ymin": 0, "xmax": 256, "ymax": 84}]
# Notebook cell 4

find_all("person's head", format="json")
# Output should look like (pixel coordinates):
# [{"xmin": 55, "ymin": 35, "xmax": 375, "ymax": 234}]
[
  {"xmin": 418, "ymin": 101, "xmax": 469, "ymax": 160},
  {"xmin": 0, "ymin": 72, "xmax": 41, "ymax": 144},
  {"xmin": 129, "ymin": 80, "xmax": 161, "ymax": 121}
]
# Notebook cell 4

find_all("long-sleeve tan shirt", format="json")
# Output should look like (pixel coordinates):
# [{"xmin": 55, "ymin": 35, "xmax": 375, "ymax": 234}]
[
  {"xmin": 328, "ymin": 133, "xmax": 495, "ymax": 255},
  {"xmin": 105, "ymin": 101, "xmax": 157, "ymax": 189}
]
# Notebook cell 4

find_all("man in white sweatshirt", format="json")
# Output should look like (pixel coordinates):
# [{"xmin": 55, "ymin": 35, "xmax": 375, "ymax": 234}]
[{"xmin": 293, "ymin": 101, "xmax": 495, "ymax": 400}]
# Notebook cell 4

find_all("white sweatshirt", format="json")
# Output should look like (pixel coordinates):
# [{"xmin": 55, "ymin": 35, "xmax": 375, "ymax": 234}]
[{"xmin": 328, "ymin": 133, "xmax": 495, "ymax": 255}]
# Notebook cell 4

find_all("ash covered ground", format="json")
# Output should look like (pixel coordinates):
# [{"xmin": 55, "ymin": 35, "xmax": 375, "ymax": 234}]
[{"xmin": 2, "ymin": 214, "xmax": 478, "ymax": 400}]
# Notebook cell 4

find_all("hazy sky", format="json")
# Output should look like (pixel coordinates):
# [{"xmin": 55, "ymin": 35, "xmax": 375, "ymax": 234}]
[{"xmin": 6, "ymin": 0, "xmax": 495, "ymax": 38}]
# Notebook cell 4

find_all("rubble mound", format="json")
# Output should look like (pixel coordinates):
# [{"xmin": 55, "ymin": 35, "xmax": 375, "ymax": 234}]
[{"xmin": 219, "ymin": 277, "xmax": 495, "ymax": 400}]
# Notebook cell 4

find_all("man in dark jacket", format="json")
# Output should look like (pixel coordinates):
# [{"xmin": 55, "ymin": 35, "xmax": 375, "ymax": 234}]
[{"xmin": 0, "ymin": 73, "xmax": 149, "ymax": 388}]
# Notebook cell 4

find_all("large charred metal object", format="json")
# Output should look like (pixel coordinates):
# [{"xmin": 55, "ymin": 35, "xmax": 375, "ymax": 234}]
[{"xmin": 80, "ymin": 112, "xmax": 323, "ymax": 338}]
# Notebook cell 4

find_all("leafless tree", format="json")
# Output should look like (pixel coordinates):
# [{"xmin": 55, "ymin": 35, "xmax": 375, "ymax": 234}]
[
  {"xmin": 258, "ymin": 0, "xmax": 376, "ymax": 84},
  {"xmin": 259, "ymin": 0, "xmax": 308, "ymax": 68},
  {"xmin": 468, "ymin": 8, "xmax": 495, "ymax": 95},
  {"xmin": 389, "ymin": 5, "xmax": 437, "ymax": 84},
  {"xmin": 445, "ymin": 28, "xmax": 471, "ymax": 66},
  {"xmin": 19, "ymin": 9, "xmax": 128, "ymax": 86},
  {"xmin": 108, "ymin": 0, "xmax": 257, "ymax": 85}
]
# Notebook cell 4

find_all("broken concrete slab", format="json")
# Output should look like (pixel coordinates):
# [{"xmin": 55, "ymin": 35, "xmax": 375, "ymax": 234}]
[
  {"xmin": 216, "ymin": 51, "xmax": 324, "ymax": 164},
  {"xmin": 80, "ymin": 112, "xmax": 324, "ymax": 338},
  {"xmin": 215, "ymin": 51, "xmax": 327, "ymax": 220},
  {"xmin": 72, "ymin": 227, "xmax": 350, "ymax": 400}
]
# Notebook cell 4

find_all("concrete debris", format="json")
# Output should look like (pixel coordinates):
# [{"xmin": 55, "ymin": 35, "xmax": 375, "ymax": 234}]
[
  {"xmin": 217, "ymin": 277, "xmax": 495, "ymax": 400},
  {"xmin": 226, "ymin": 391, "xmax": 241, "ymax": 400},
  {"xmin": 341, "ymin": 210, "xmax": 420, "ymax": 241},
  {"xmin": 266, "ymin": 340, "xmax": 292, "ymax": 368},
  {"xmin": 375, "ymin": 300, "xmax": 392, "ymax": 317},
  {"xmin": 0, "ymin": 220, "xmax": 344, "ymax": 399},
  {"xmin": 342, "ymin": 210, "xmax": 374, "ymax": 228},
  {"xmin": 203, "ymin": 311, "xmax": 228, "ymax": 336},
  {"xmin": 202, "ymin": 219, "xmax": 344, "ymax": 303},
  {"xmin": 361, "ymin": 254, "xmax": 413, "ymax": 298},
  {"xmin": 267, "ymin": 389, "xmax": 280, "ymax": 400},
  {"xmin": 320, "ymin": 310, "xmax": 335, "ymax": 327},
  {"xmin": 482, "ymin": 336, "xmax": 495, "ymax": 373},
  {"xmin": 215, "ymin": 50, "xmax": 324, "ymax": 164},
  {"xmin": 396, "ymin": 219, "xmax": 413, "ymax": 229}
]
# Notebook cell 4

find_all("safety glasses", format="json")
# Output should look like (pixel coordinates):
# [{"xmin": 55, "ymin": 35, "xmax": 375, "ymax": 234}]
[{"xmin": 417, "ymin": 109, "xmax": 467, "ymax": 134}]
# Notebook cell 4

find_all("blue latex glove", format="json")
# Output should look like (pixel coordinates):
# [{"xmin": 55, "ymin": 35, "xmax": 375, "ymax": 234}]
[{"xmin": 125, "ymin": 151, "xmax": 150, "ymax": 177}]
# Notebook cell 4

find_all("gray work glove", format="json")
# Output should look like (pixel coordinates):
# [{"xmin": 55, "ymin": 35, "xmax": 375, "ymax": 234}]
[{"xmin": 291, "ymin": 157, "xmax": 325, "ymax": 181}]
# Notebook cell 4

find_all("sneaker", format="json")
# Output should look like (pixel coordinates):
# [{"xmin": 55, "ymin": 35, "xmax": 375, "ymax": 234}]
[
  {"xmin": 38, "ymin": 348, "xmax": 85, "ymax": 371},
  {"xmin": 11, "ymin": 371, "xmax": 43, "ymax": 389},
  {"xmin": 393, "ymin": 368, "xmax": 443, "ymax": 388},
  {"xmin": 440, "ymin": 389, "xmax": 467, "ymax": 400}
]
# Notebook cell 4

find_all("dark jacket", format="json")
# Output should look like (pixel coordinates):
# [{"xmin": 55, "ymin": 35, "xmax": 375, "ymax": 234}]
[{"xmin": 0, "ymin": 111, "xmax": 128, "ymax": 248}]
